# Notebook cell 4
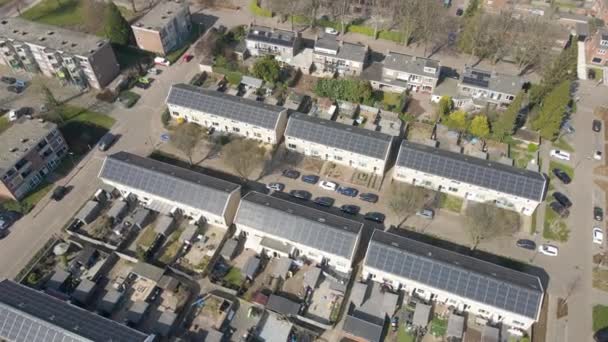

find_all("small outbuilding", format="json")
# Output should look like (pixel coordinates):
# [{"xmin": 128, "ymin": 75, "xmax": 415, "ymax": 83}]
[
  {"xmin": 72, "ymin": 278, "xmax": 96, "ymax": 304},
  {"xmin": 76, "ymin": 200, "xmax": 103, "ymax": 224},
  {"xmin": 243, "ymin": 256, "xmax": 261, "ymax": 280},
  {"xmin": 447, "ymin": 313, "xmax": 465, "ymax": 341},
  {"xmin": 154, "ymin": 310, "xmax": 177, "ymax": 337},
  {"xmin": 126, "ymin": 301, "xmax": 150, "ymax": 325},
  {"xmin": 180, "ymin": 224, "xmax": 198, "ymax": 244},
  {"xmin": 106, "ymin": 200, "xmax": 128, "ymax": 222},
  {"xmin": 99, "ymin": 289, "xmax": 122, "ymax": 314},
  {"xmin": 130, "ymin": 208, "xmax": 152, "ymax": 229},
  {"xmin": 271, "ymin": 257, "xmax": 292, "ymax": 279},
  {"xmin": 46, "ymin": 269, "xmax": 70, "ymax": 292},
  {"xmin": 412, "ymin": 303, "xmax": 432, "ymax": 328},
  {"xmin": 303, "ymin": 266, "xmax": 322, "ymax": 289},
  {"xmin": 220, "ymin": 239, "xmax": 239, "ymax": 260},
  {"xmin": 241, "ymin": 75, "xmax": 264, "ymax": 89},
  {"xmin": 266, "ymin": 294, "xmax": 300, "ymax": 317},
  {"xmin": 482, "ymin": 325, "xmax": 500, "ymax": 342},
  {"xmin": 154, "ymin": 215, "xmax": 176, "ymax": 237},
  {"xmin": 132, "ymin": 261, "xmax": 165, "ymax": 283}
]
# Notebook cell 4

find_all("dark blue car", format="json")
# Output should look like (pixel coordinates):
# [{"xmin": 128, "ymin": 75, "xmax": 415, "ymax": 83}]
[
  {"xmin": 337, "ymin": 186, "xmax": 359, "ymax": 197},
  {"xmin": 359, "ymin": 192, "xmax": 379, "ymax": 203},
  {"xmin": 301, "ymin": 175, "xmax": 320, "ymax": 184}
]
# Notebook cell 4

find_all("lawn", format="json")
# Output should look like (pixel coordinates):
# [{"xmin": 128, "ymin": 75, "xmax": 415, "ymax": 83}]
[
  {"xmin": 0, "ymin": 116, "xmax": 10, "ymax": 134},
  {"xmin": 595, "ymin": 305, "xmax": 608, "ymax": 331},
  {"xmin": 553, "ymin": 137, "xmax": 574, "ymax": 152},
  {"xmin": 59, "ymin": 106, "xmax": 115, "ymax": 154},
  {"xmin": 1, "ymin": 181, "xmax": 54, "ymax": 214},
  {"xmin": 223, "ymin": 267, "xmax": 244, "ymax": 287},
  {"xmin": 430, "ymin": 316, "xmax": 447, "ymax": 337},
  {"xmin": 137, "ymin": 227, "xmax": 157, "ymax": 249},
  {"xmin": 397, "ymin": 326, "xmax": 415, "ymax": 342},
  {"xmin": 158, "ymin": 228, "xmax": 184, "ymax": 265},
  {"xmin": 543, "ymin": 205, "xmax": 570, "ymax": 242},
  {"xmin": 511, "ymin": 146, "xmax": 536, "ymax": 169},
  {"xmin": 381, "ymin": 91, "xmax": 403, "ymax": 111},
  {"xmin": 530, "ymin": 209, "xmax": 538, "ymax": 234},
  {"xmin": 593, "ymin": 268, "xmax": 608, "ymax": 292},
  {"xmin": 440, "ymin": 194, "xmax": 463, "ymax": 213},
  {"xmin": 549, "ymin": 161, "xmax": 574, "ymax": 179}
]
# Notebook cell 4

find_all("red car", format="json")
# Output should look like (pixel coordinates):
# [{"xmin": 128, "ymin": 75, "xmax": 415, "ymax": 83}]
[{"xmin": 182, "ymin": 54, "xmax": 193, "ymax": 62}]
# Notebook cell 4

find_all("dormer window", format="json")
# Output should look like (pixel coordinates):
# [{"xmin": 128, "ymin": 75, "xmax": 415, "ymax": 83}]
[{"xmin": 423, "ymin": 66, "xmax": 436, "ymax": 74}]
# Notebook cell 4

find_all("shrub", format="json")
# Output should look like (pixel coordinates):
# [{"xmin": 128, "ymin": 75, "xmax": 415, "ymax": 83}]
[
  {"xmin": 378, "ymin": 30, "xmax": 404, "ymax": 43},
  {"xmin": 314, "ymin": 78, "xmax": 374, "ymax": 104},
  {"xmin": 287, "ymin": 68, "xmax": 302, "ymax": 87},
  {"xmin": 96, "ymin": 89, "xmax": 117, "ymax": 103},
  {"xmin": 226, "ymin": 71, "xmax": 243, "ymax": 85},
  {"xmin": 347, "ymin": 24, "xmax": 375, "ymax": 37},
  {"xmin": 249, "ymin": 0, "xmax": 272, "ymax": 17},
  {"xmin": 527, "ymin": 143, "xmax": 539, "ymax": 153},
  {"xmin": 316, "ymin": 18, "xmax": 341, "ymax": 30},
  {"xmin": 161, "ymin": 108, "xmax": 171, "ymax": 127}
]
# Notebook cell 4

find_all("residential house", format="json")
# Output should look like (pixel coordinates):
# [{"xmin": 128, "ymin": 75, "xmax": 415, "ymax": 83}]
[
  {"xmin": 131, "ymin": 0, "xmax": 192, "ymax": 55},
  {"xmin": 393, "ymin": 141, "xmax": 546, "ymax": 215},
  {"xmin": 284, "ymin": 113, "xmax": 393, "ymax": 175},
  {"xmin": 363, "ymin": 51, "xmax": 440, "ymax": 93},
  {"xmin": 98, "ymin": 151, "xmax": 241, "ymax": 227},
  {"xmin": 587, "ymin": 29, "xmax": 608, "ymax": 66},
  {"xmin": 362, "ymin": 230, "xmax": 545, "ymax": 331},
  {"xmin": 313, "ymin": 35, "xmax": 368, "ymax": 76},
  {"xmin": 166, "ymin": 84, "xmax": 288, "ymax": 144},
  {"xmin": 0, "ymin": 119, "xmax": 68, "ymax": 200},
  {"xmin": 234, "ymin": 192, "xmax": 362, "ymax": 274},
  {"xmin": 0, "ymin": 18, "xmax": 119, "ymax": 89},
  {"xmin": 245, "ymin": 25, "xmax": 301, "ymax": 58}
]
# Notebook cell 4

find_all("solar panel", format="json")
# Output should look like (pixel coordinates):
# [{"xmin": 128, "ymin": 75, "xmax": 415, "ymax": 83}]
[{"xmin": 396, "ymin": 141, "xmax": 545, "ymax": 200}]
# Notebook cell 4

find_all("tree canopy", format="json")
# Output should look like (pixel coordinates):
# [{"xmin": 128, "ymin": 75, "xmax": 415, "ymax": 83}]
[
  {"xmin": 443, "ymin": 110, "xmax": 468, "ymax": 132},
  {"xmin": 170, "ymin": 123, "xmax": 205, "ymax": 165},
  {"xmin": 252, "ymin": 56, "xmax": 281, "ymax": 83},
  {"xmin": 104, "ymin": 2, "xmax": 132, "ymax": 45},
  {"xmin": 389, "ymin": 184, "xmax": 431, "ymax": 227},
  {"xmin": 492, "ymin": 92, "xmax": 523, "ymax": 140},
  {"xmin": 437, "ymin": 96, "xmax": 453, "ymax": 117},
  {"xmin": 314, "ymin": 78, "xmax": 374, "ymax": 104},
  {"xmin": 465, "ymin": 202, "xmax": 520, "ymax": 249},
  {"xmin": 531, "ymin": 80, "xmax": 571, "ymax": 140},
  {"xmin": 223, "ymin": 139, "xmax": 266, "ymax": 179},
  {"xmin": 469, "ymin": 115, "xmax": 490, "ymax": 138}
]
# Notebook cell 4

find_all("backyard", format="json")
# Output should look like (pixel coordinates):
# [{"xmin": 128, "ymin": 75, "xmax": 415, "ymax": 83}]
[
  {"xmin": 594, "ymin": 304, "xmax": 608, "ymax": 332},
  {"xmin": 593, "ymin": 268, "xmax": 608, "ymax": 292},
  {"xmin": 439, "ymin": 194, "xmax": 464, "ymax": 213},
  {"xmin": 158, "ymin": 227, "xmax": 185, "ymax": 265}
]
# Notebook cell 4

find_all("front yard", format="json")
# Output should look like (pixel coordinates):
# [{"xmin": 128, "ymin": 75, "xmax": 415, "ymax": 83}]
[
  {"xmin": 543, "ymin": 203, "xmax": 570, "ymax": 242},
  {"xmin": 594, "ymin": 304, "xmax": 608, "ymax": 332}
]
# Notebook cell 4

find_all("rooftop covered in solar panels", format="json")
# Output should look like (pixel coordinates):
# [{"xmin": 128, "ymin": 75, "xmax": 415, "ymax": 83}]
[
  {"xmin": 396, "ymin": 141, "xmax": 546, "ymax": 201},
  {"xmin": 166, "ymin": 84, "xmax": 285, "ymax": 129},
  {"xmin": 0, "ymin": 280, "xmax": 149, "ymax": 342},
  {"xmin": 235, "ymin": 192, "xmax": 362, "ymax": 259},
  {"xmin": 285, "ymin": 113, "xmax": 393, "ymax": 159},
  {"xmin": 460, "ymin": 66, "xmax": 523, "ymax": 95},
  {"xmin": 99, "ymin": 152, "xmax": 240, "ymax": 215},
  {"xmin": 365, "ymin": 230, "xmax": 544, "ymax": 319}
]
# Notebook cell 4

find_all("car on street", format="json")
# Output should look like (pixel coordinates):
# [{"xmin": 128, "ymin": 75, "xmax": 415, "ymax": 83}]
[
  {"xmin": 552, "ymin": 192, "xmax": 572, "ymax": 208},
  {"xmin": 282, "ymin": 169, "xmax": 300, "ymax": 179},
  {"xmin": 364, "ymin": 212, "xmax": 385, "ymax": 223},
  {"xmin": 552, "ymin": 168, "xmax": 571, "ymax": 184},
  {"xmin": 1, "ymin": 76, "xmax": 15, "ymax": 84},
  {"xmin": 416, "ymin": 208, "xmax": 435, "ymax": 219},
  {"xmin": 51, "ymin": 186, "xmax": 68, "ymax": 201},
  {"xmin": 538, "ymin": 244, "xmax": 559, "ymax": 256},
  {"xmin": 456, "ymin": 8, "xmax": 463, "ymax": 16},
  {"xmin": 593, "ymin": 119, "xmax": 603, "ymax": 133},
  {"xmin": 593, "ymin": 227, "xmax": 604, "ymax": 245},
  {"xmin": 7, "ymin": 85, "xmax": 24, "ymax": 94},
  {"xmin": 319, "ymin": 180, "xmax": 338, "ymax": 191},
  {"xmin": 301, "ymin": 175, "xmax": 320, "ymax": 184},
  {"xmin": 324, "ymin": 27, "xmax": 338, "ymax": 35},
  {"xmin": 516, "ymin": 239, "xmax": 536, "ymax": 250},
  {"xmin": 314, "ymin": 196, "xmax": 334, "ymax": 207},
  {"xmin": 0, "ymin": 211, "xmax": 21, "ymax": 232},
  {"xmin": 595, "ymin": 206, "xmax": 604, "ymax": 221},
  {"xmin": 182, "ymin": 54, "xmax": 194, "ymax": 62},
  {"xmin": 359, "ymin": 193, "xmax": 379, "ymax": 203},
  {"xmin": 550, "ymin": 149, "xmax": 571, "ymax": 161},
  {"xmin": 98, "ymin": 133, "xmax": 116, "ymax": 151},
  {"xmin": 550, "ymin": 201, "xmax": 569, "ymax": 218},
  {"xmin": 595, "ymin": 151, "xmax": 603, "ymax": 160},
  {"xmin": 341, "ymin": 204, "xmax": 360, "ymax": 215},
  {"xmin": 290, "ymin": 190, "xmax": 312, "ymax": 200},
  {"xmin": 337, "ymin": 186, "xmax": 359, "ymax": 197},
  {"xmin": 594, "ymin": 327, "xmax": 608, "ymax": 342},
  {"xmin": 266, "ymin": 182, "xmax": 285, "ymax": 192},
  {"xmin": 154, "ymin": 56, "xmax": 171, "ymax": 66}
]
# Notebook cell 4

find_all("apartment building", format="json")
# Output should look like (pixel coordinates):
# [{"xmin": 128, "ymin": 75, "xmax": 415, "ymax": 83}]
[
  {"xmin": 362, "ymin": 230, "xmax": 544, "ymax": 331},
  {"xmin": 587, "ymin": 29, "xmax": 608, "ymax": 66},
  {"xmin": 131, "ymin": 1, "xmax": 191, "ymax": 55},
  {"xmin": 245, "ymin": 25, "xmax": 301, "ymax": 58},
  {"xmin": 234, "ymin": 192, "xmax": 362, "ymax": 274},
  {"xmin": 363, "ymin": 51, "xmax": 440, "ymax": 93},
  {"xmin": 98, "ymin": 152, "xmax": 241, "ymax": 227},
  {"xmin": 165, "ymin": 84, "xmax": 288, "ymax": 144},
  {"xmin": 313, "ymin": 35, "xmax": 368, "ymax": 76},
  {"xmin": 393, "ymin": 141, "xmax": 546, "ymax": 216},
  {"xmin": 0, "ymin": 18, "xmax": 119, "ymax": 89},
  {"xmin": 284, "ymin": 113, "xmax": 394, "ymax": 175},
  {"xmin": 0, "ymin": 119, "xmax": 67, "ymax": 201}
]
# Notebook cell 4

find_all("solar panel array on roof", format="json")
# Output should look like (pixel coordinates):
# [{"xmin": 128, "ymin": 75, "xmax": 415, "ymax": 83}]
[
  {"xmin": 462, "ymin": 69, "xmax": 491, "ymax": 88},
  {"xmin": 99, "ymin": 152, "xmax": 239, "ymax": 216},
  {"xmin": 166, "ymin": 84, "xmax": 284, "ymax": 129},
  {"xmin": 396, "ymin": 141, "xmax": 546, "ymax": 201},
  {"xmin": 286, "ymin": 113, "xmax": 393, "ymax": 159},
  {"xmin": 365, "ymin": 231, "xmax": 543, "ymax": 319},
  {"xmin": 235, "ymin": 192, "xmax": 361, "ymax": 259}
]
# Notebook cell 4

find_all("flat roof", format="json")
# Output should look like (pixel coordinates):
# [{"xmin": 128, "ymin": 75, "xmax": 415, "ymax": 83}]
[
  {"xmin": 0, "ymin": 119, "xmax": 58, "ymax": 174},
  {"xmin": 365, "ymin": 230, "xmax": 544, "ymax": 319},
  {"xmin": 132, "ymin": 1, "xmax": 188, "ymax": 31},
  {"xmin": 235, "ymin": 192, "xmax": 361, "ymax": 259},
  {"xmin": 99, "ymin": 152, "xmax": 240, "ymax": 216},
  {"xmin": 396, "ymin": 140, "xmax": 546, "ymax": 201},
  {"xmin": 247, "ymin": 25, "xmax": 296, "ymax": 47},
  {"xmin": 383, "ymin": 51, "xmax": 440, "ymax": 78},
  {"xmin": 0, "ymin": 17, "xmax": 110, "ymax": 57},
  {"xmin": 132, "ymin": 261, "xmax": 165, "ymax": 283}
]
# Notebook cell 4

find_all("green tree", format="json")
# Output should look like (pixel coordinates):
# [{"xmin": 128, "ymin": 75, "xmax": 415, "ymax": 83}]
[
  {"xmin": 443, "ymin": 110, "xmax": 468, "ymax": 132},
  {"xmin": 313, "ymin": 79, "xmax": 374, "ymax": 104},
  {"xmin": 469, "ymin": 115, "xmax": 490, "ymax": 138},
  {"xmin": 437, "ymin": 96, "xmax": 453, "ymax": 117},
  {"xmin": 40, "ymin": 85, "xmax": 64, "ymax": 123},
  {"xmin": 104, "ymin": 2, "xmax": 132, "ymax": 45},
  {"xmin": 531, "ymin": 80, "xmax": 571, "ymax": 140},
  {"xmin": 463, "ymin": 0, "xmax": 480, "ymax": 18},
  {"xmin": 252, "ymin": 56, "xmax": 281, "ymax": 83},
  {"xmin": 492, "ymin": 92, "xmax": 523, "ymax": 140}
]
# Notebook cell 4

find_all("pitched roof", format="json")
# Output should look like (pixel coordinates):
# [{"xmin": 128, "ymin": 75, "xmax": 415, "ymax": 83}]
[
  {"xmin": 0, "ymin": 280, "xmax": 149, "ymax": 342},
  {"xmin": 314, "ymin": 36, "xmax": 367, "ymax": 62},
  {"xmin": 235, "ymin": 192, "xmax": 361, "ymax": 259},
  {"xmin": 383, "ymin": 51, "xmax": 440, "ymax": 78},
  {"xmin": 365, "ymin": 230, "xmax": 544, "ymax": 319},
  {"xmin": 266, "ymin": 295, "xmax": 300, "ymax": 316},
  {"xmin": 285, "ymin": 112, "xmax": 393, "ymax": 160},
  {"xmin": 166, "ymin": 84, "xmax": 285, "ymax": 129},
  {"xmin": 396, "ymin": 141, "xmax": 546, "ymax": 201},
  {"xmin": 460, "ymin": 66, "xmax": 523, "ymax": 95},
  {"xmin": 132, "ymin": 261, "xmax": 165, "ymax": 283},
  {"xmin": 343, "ymin": 311, "xmax": 384, "ymax": 342},
  {"xmin": 99, "ymin": 152, "xmax": 240, "ymax": 216}
]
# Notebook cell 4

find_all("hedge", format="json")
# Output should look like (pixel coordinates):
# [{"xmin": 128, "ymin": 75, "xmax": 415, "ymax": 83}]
[
  {"xmin": 316, "ymin": 18, "xmax": 341, "ymax": 31},
  {"xmin": 378, "ymin": 30, "xmax": 404, "ymax": 43},
  {"xmin": 289, "ymin": 15, "xmax": 310, "ymax": 25},
  {"xmin": 249, "ymin": 0, "xmax": 272, "ymax": 17},
  {"xmin": 348, "ymin": 24, "xmax": 375, "ymax": 37}
]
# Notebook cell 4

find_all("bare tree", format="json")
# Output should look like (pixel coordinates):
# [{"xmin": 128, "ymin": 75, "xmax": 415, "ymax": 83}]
[
  {"xmin": 194, "ymin": 29, "xmax": 220, "ymax": 57},
  {"xmin": 464, "ymin": 202, "xmax": 520, "ymax": 250},
  {"xmin": 169, "ymin": 123, "xmax": 206, "ymax": 165},
  {"xmin": 196, "ymin": 0, "xmax": 217, "ymax": 8},
  {"xmin": 396, "ymin": 0, "xmax": 420, "ymax": 46},
  {"xmin": 322, "ymin": 0, "xmax": 350, "ymax": 34},
  {"xmin": 514, "ymin": 17, "xmax": 556, "ymax": 74},
  {"xmin": 83, "ymin": 0, "xmax": 107, "ymax": 34},
  {"xmin": 416, "ymin": 0, "xmax": 450, "ymax": 57},
  {"xmin": 485, "ymin": 11, "xmax": 518, "ymax": 64},
  {"xmin": 369, "ymin": 0, "xmax": 393, "ymax": 37},
  {"xmin": 389, "ymin": 183, "xmax": 431, "ymax": 227},
  {"xmin": 223, "ymin": 139, "xmax": 266, "ymax": 179}
]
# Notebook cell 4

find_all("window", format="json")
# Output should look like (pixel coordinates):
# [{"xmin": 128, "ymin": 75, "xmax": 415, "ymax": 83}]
[
  {"xmin": 232, "ymin": 127, "xmax": 240, "ymax": 133},
  {"xmin": 172, "ymin": 111, "xmax": 179, "ymax": 116},
  {"xmin": 334, "ymin": 155, "xmax": 343, "ymax": 161},
  {"xmin": 254, "ymin": 132, "xmax": 262, "ymax": 138},
  {"xmin": 478, "ymin": 309, "xmax": 488, "ymax": 315},
  {"xmin": 212, "ymin": 122, "xmax": 219, "ymax": 126},
  {"xmin": 288, "ymin": 143, "xmax": 297, "ymax": 149},
  {"xmin": 448, "ymin": 187, "xmax": 458, "ymax": 192},
  {"xmin": 512, "ymin": 320, "xmax": 524, "ymax": 326},
  {"xmin": 506, "ymin": 95, "xmax": 514, "ymax": 101},
  {"xmin": 593, "ymin": 57, "xmax": 603, "ymax": 63},
  {"xmin": 599, "ymin": 49, "xmax": 607, "ymax": 55}
]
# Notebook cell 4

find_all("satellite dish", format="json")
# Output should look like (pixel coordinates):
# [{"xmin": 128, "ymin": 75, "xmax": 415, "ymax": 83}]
[{"xmin": 53, "ymin": 243, "xmax": 70, "ymax": 256}]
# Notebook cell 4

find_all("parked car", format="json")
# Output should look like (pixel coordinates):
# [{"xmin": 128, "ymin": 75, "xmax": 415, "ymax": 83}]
[
  {"xmin": 282, "ymin": 169, "xmax": 300, "ymax": 179},
  {"xmin": 593, "ymin": 119, "xmax": 603, "ymax": 132},
  {"xmin": 552, "ymin": 168, "xmax": 571, "ymax": 184},
  {"xmin": 337, "ymin": 186, "xmax": 359, "ymax": 197},
  {"xmin": 364, "ymin": 212, "xmax": 385, "ymax": 223},
  {"xmin": 319, "ymin": 180, "xmax": 338, "ymax": 191},
  {"xmin": 147, "ymin": 67, "xmax": 160, "ymax": 76},
  {"xmin": 516, "ymin": 239, "xmax": 536, "ymax": 250},
  {"xmin": 456, "ymin": 8, "xmax": 464, "ymax": 16},
  {"xmin": 594, "ymin": 328, "xmax": 608, "ymax": 342},
  {"xmin": 593, "ymin": 227, "xmax": 604, "ymax": 245},
  {"xmin": 8, "ymin": 107, "xmax": 32, "ymax": 121},
  {"xmin": 98, "ymin": 133, "xmax": 116, "ymax": 151},
  {"xmin": 341, "ymin": 204, "xmax": 360, "ymax": 215},
  {"xmin": 51, "ymin": 186, "xmax": 68, "ymax": 201},
  {"xmin": 595, "ymin": 151, "xmax": 603, "ymax": 160},
  {"xmin": 0, "ymin": 76, "xmax": 15, "ymax": 84},
  {"xmin": 301, "ymin": 175, "xmax": 320, "ymax": 184},
  {"xmin": 552, "ymin": 192, "xmax": 572, "ymax": 208},
  {"xmin": 314, "ymin": 196, "xmax": 334, "ymax": 207},
  {"xmin": 266, "ymin": 182, "xmax": 285, "ymax": 192},
  {"xmin": 359, "ymin": 193, "xmax": 379, "ymax": 203},
  {"xmin": 182, "ymin": 54, "xmax": 194, "ymax": 62},
  {"xmin": 324, "ymin": 27, "xmax": 338, "ymax": 35},
  {"xmin": 7, "ymin": 85, "xmax": 24, "ymax": 94},
  {"xmin": 550, "ymin": 149, "xmax": 571, "ymax": 161},
  {"xmin": 290, "ymin": 190, "xmax": 312, "ymax": 200},
  {"xmin": 154, "ymin": 56, "xmax": 170, "ymax": 66},
  {"xmin": 0, "ymin": 211, "xmax": 21, "ymax": 231},
  {"xmin": 550, "ymin": 201, "xmax": 569, "ymax": 218},
  {"xmin": 538, "ymin": 244, "xmax": 559, "ymax": 256},
  {"xmin": 416, "ymin": 208, "xmax": 435, "ymax": 220},
  {"xmin": 595, "ymin": 206, "xmax": 604, "ymax": 221}
]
